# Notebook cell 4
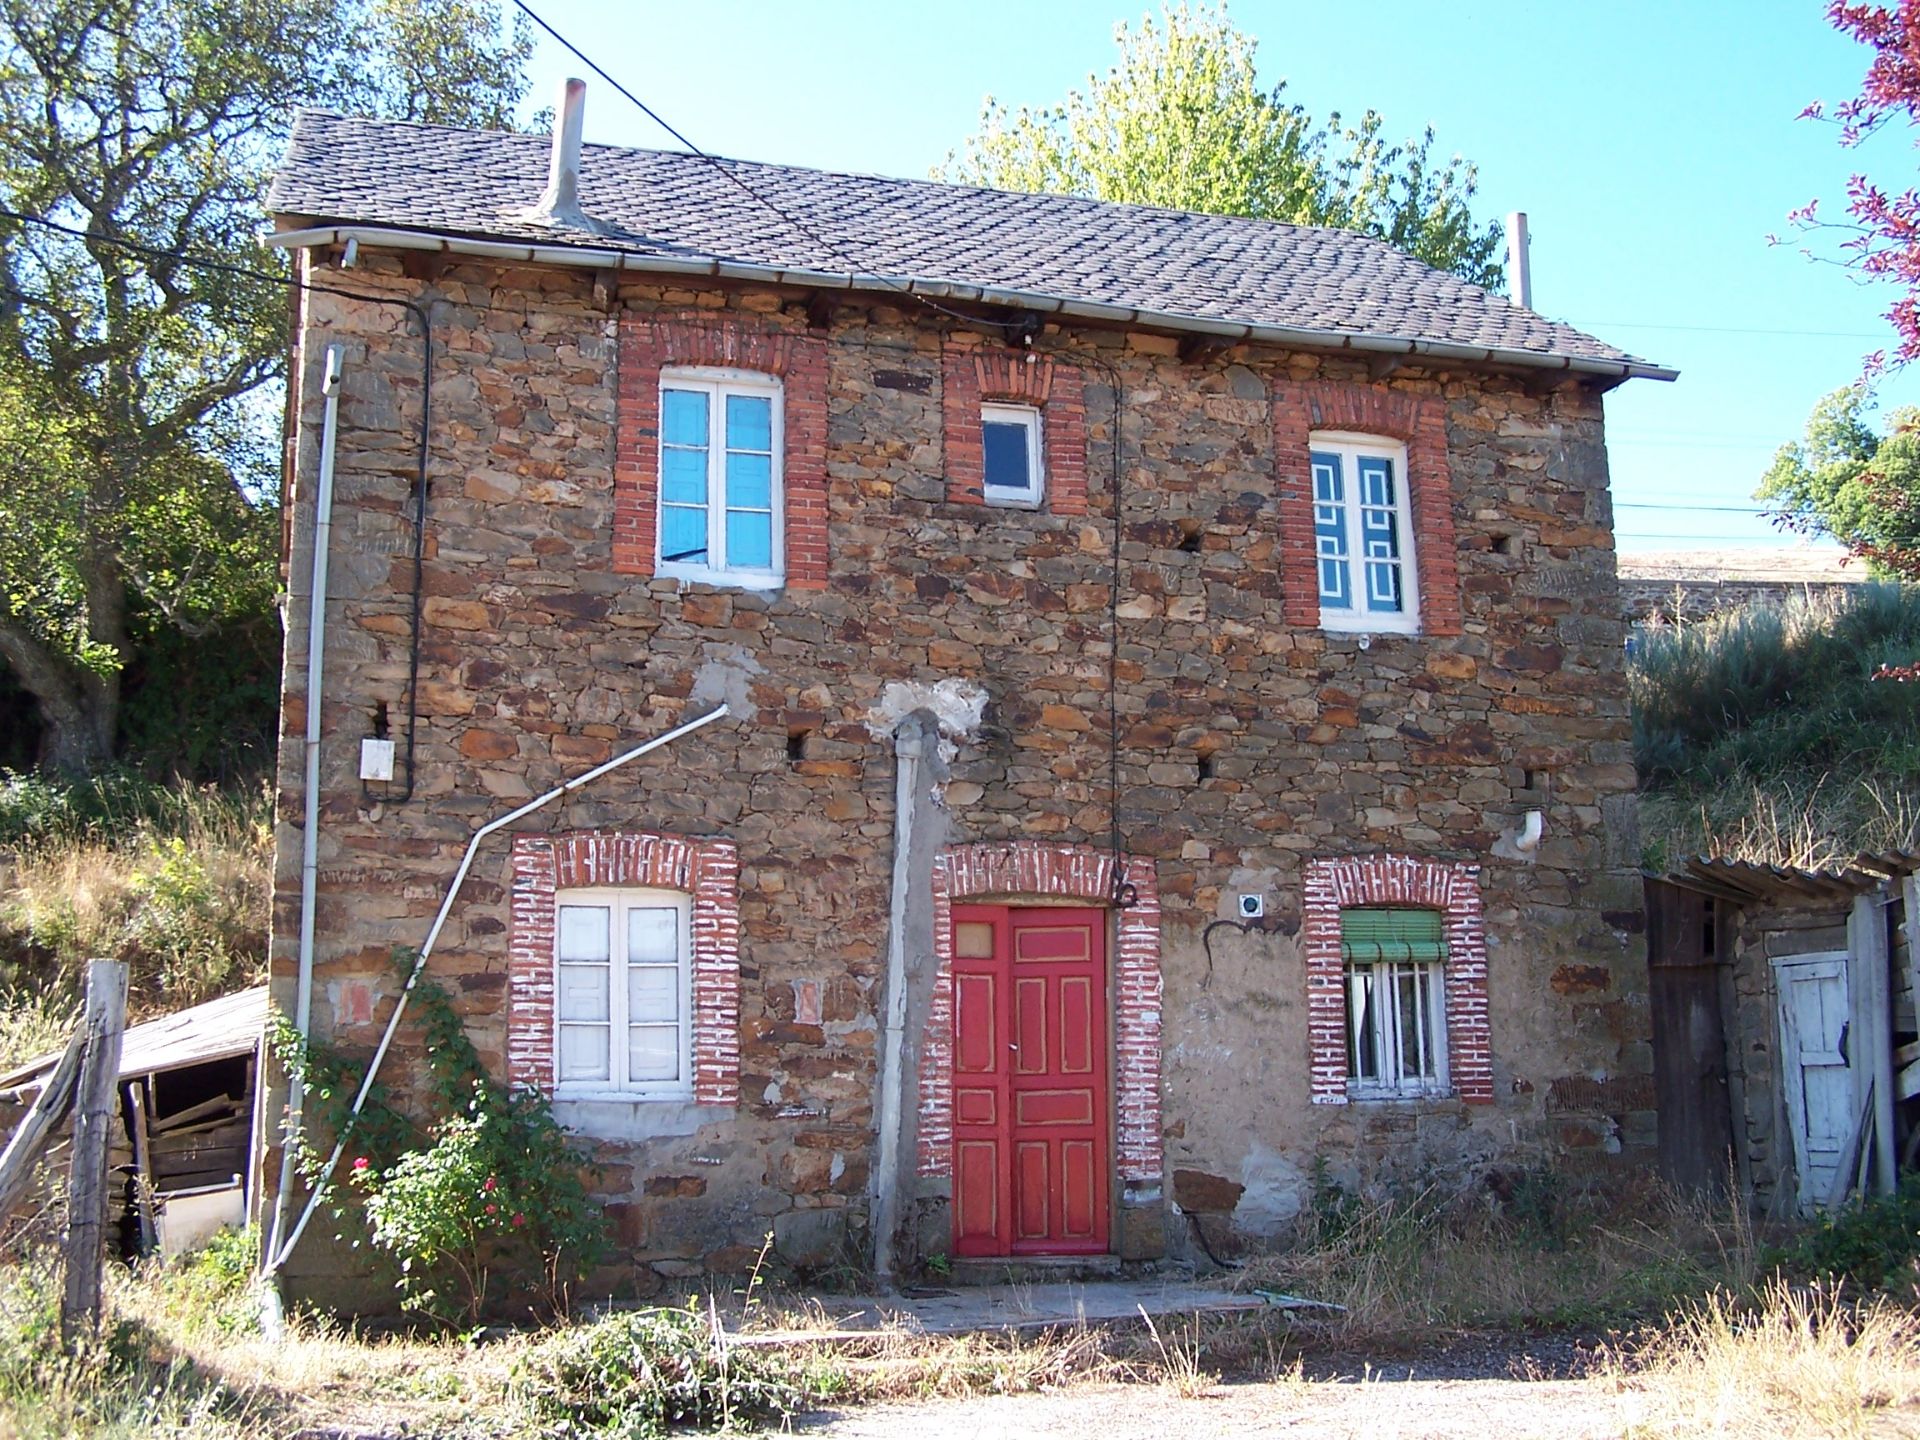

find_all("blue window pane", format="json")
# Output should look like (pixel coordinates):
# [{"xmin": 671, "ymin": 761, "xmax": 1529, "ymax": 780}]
[
  {"xmin": 726, "ymin": 510, "xmax": 773, "ymax": 569},
  {"xmin": 661, "ymin": 446, "xmax": 709, "ymax": 505},
  {"xmin": 725, "ymin": 393, "xmax": 772, "ymax": 452},
  {"xmin": 1311, "ymin": 452, "xmax": 1351, "ymax": 607},
  {"xmin": 661, "ymin": 504, "xmax": 707, "ymax": 563},
  {"xmin": 725, "ymin": 451, "xmax": 772, "ymax": 510},
  {"xmin": 982, "ymin": 420, "xmax": 1031, "ymax": 492},
  {"xmin": 1359, "ymin": 456, "xmax": 1396, "ymax": 509},
  {"xmin": 661, "ymin": 389, "xmax": 709, "ymax": 447},
  {"xmin": 1366, "ymin": 563, "xmax": 1403, "ymax": 611}
]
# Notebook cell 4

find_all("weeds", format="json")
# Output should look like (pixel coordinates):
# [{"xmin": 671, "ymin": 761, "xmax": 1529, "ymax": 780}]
[
  {"xmin": 1605, "ymin": 1281, "xmax": 1920, "ymax": 1439},
  {"xmin": 1138, "ymin": 1306, "xmax": 1218, "ymax": 1398}
]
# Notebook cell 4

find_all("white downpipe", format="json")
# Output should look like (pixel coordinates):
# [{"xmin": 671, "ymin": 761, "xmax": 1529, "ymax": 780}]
[
  {"xmin": 265, "ymin": 342, "xmax": 347, "ymax": 1273},
  {"xmin": 264, "ymin": 703, "xmax": 731, "ymax": 1279},
  {"xmin": 870, "ymin": 720, "xmax": 925, "ymax": 1283}
]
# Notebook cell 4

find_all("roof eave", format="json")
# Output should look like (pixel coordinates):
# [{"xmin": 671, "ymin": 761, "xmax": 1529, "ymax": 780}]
[{"xmin": 264, "ymin": 221, "xmax": 1680, "ymax": 383}]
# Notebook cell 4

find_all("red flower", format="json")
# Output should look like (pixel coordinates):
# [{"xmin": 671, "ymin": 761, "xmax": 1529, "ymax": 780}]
[
  {"xmin": 352, "ymin": 1157, "xmax": 369, "ymax": 1172},
  {"xmin": 511, "ymin": 1213, "xmax": 526, "ymax": 1228},
  {"xmin": 484, "ymin": 1203, "xmax": 497, "ymax": 1216},
  {"xmin": 482, "ymin": 1176, "xmax": 496, "ymax": 1193}
]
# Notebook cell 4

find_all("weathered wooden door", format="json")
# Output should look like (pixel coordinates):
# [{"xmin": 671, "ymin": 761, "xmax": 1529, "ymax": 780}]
[
  {"xmin": 1644, "ymin": 880, "xmax": 1734, "ymax": 1194},
  {"xmin": 951, "ymin": 905, "xmax": 1110, "ymax": 1256},
  {"xmin": 1774, "ymin": 952, "xmax": 1853, "ymax": 1213}
]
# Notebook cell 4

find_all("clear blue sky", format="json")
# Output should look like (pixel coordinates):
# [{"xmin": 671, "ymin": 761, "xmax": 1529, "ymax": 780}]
[{"xmin": 514, "ymin": 0, "xmax": 1918, "ymax": 553}]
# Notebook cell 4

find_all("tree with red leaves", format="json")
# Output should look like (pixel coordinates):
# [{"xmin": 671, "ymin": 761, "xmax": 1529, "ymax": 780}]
[{"xmin": 1790, "ymin": 2, "xmax": 1920, "ymax": 373}]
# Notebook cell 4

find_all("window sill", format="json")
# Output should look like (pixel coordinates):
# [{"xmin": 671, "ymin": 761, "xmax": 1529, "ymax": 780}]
[
  {"xmin": 982, "ymin": 492, "xmax": 1045, "ymax": 511},
  {"xmin": 552, "ymin": 1095, "xmax": 724, "ymax": 1141},
  {"xmin": 1321, "ymin": 615, "xmax": 1421, "ymax": 638},
  {"xmin": 657, "ymin": 565, "xmax": 786, "ymax": 592},
  {"xmin": 1345, "ymin": 1087, "xmax": 1455, "ymax": 1104}
]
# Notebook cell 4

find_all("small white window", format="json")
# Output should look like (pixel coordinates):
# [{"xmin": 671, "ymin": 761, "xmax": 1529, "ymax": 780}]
[
  {"xmin": 981, "ymin": 402, "xmax": 1044, "ymax": 507},
  {"xmin": 658, "ymin": 368, "xmax": 784, "ymax": 588},
  {"xmin": 554, "ymin": 888, "xmax": 693, "ymax": 1100},
  {"xmin": 1343, "ymin": 907, "xmax": 1449, "ymax": 1099},
  {"xmin": 1309, "ymin": 432, "xmax": 1419, "ymax": 634}
]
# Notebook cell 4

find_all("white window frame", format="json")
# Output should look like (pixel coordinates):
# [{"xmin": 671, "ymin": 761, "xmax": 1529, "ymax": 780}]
[
  {"xmin": 656, "ymin": 367, "xmax": 785, "ymax": 589},
  {"xmin": 1343, "ymin": 920, "xmax": 1450, "ymax": 1102},
  {"xmin": 552, "ymin": 886, "xmax": 694, "ymax": 1102},
  {"xmin": 1308, "ymin": 431, "xmax": 1420, "ymax": 636},
  {"xmin": 980, "ymin": 401, "xmax": 1045, "ymax": 508}
]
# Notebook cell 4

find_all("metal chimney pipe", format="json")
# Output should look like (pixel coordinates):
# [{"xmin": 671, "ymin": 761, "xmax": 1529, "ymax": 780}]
[
  {"xmin": 1505, "ymin": 211, "xmax": 1532, "ymax": 310},
  {"xmin": 528, "ymin": 77, "xmax": 591, "ymax": 227}
]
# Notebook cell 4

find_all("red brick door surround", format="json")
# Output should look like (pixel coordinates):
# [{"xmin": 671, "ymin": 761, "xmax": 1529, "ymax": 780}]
[
  {"xmin": 919, "ymin": 842, "xmax": 1162, "ymax": 1186},
  {"xmin": 507, "ymin": 830, "xmax": 742, "ymax": 1104},
  {"xmin": 1302, "ymin": 854, "xmax": 1493, "ymax": 1105}
]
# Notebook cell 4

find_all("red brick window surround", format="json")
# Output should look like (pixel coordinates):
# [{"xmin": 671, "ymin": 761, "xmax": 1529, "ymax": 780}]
[
  {"xmin": 509, "ymin": 831, "xmax": 741, "ymax": 1105},
  {"xmin": 1302, "ymin": 855, "xmax": 1493, "ymax": 1105},
  {"xmin": 941, "ymin": 347, "xmax": 1089, "ymax": 514},
  {"xmin": 1272, "ymin": 381, "xmax": 1461, "ymax": 635},
  {"xmin": 615, "ymin": 313, "xmax": 829, "ymax": 590},
  {"xmin": 917, "ymin": 842, "xmax": 1161, "ymax": 1183}
]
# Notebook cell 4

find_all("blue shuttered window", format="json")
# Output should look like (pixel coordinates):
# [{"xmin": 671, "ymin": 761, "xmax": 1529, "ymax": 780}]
[
  {"xmin": 1341, "ymin": 907, "xmax": 1449, "ymax": 1097},
  {"xmin": 1308, "ymin": 437, "xmax": 1417, "ymax": 633}
]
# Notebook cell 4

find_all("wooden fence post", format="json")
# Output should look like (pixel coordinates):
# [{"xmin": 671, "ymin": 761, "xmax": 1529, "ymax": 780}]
[{"xmin": 61, "ymin": 959, "xmax": 127, "ymax": 1345}]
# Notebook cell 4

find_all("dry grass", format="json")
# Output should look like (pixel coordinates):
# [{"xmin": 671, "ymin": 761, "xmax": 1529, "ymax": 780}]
[
  {"xmin": 1603, "ymin": 1282, "xmax": 1920, "ymax": 1438},
  {"xmin": 1641, "ymin": 774, "xmax": 1920, "ymax": 872},
  {"xmin": 1232, "ymin": 1175, "xmax": 1758, "ymax": 1343},
  {"xmin": 0, "ymin": 781, "xmax": 271, "ymax": 1057}
]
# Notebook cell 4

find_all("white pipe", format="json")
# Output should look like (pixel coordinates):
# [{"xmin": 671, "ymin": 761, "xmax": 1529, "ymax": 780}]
[
  {"xmin": 264, "ymin": 702, "xmax": 730, "ymax": 1277},
  {"xmin": 265, "ymin": 342, "xmax": 346, "ymax": 1272},
  {"xmin": 263, "ymin": 225, "xmax": 1678, "ymax": 383},
  {"xmin": 1505, "ymin": 212, "xmax": 1532, "ymax": 311},
  {"xmin": 531, "ymin": 78, "xmax": 589, "ymax": 224},
  {"xmin": 870, "ymin": 719, "xmax": 926, "ymax": 1283},
  {"xmin": 1514, "ymin": 809, "xmax": 1544, "ymax": 854}
]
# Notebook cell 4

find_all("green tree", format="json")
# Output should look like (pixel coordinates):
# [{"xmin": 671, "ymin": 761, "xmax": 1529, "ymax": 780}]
[
  {"xmin": 1757, "ymin": 385, "xmax": 1920, "ymax": 578},
  {"xmin": 940, "ymin": 4, "xmax": 1506, "ymax": 289},
  {"xmin": 0, "ymin": 0, "xmax": 533, "ymax": 775}
]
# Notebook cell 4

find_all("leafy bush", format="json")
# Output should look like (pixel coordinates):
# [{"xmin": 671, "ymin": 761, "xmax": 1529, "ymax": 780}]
[
  {"xmin": 1767, "ymin": 1176, "xmax": 1920, "ymax": 1290},
  {"xmin": 512, "ymin": 1303, "xmax": 816, "ymax": 1437},
  {"xmin": 352, "ymin": 1082, "xmax": 606, "ymax": 1324},
  {"xmin": 282, "ymin": 954, "xmax": 608, "ymax": 1325}
]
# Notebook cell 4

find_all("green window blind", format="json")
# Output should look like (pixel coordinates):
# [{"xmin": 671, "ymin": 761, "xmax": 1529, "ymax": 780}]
[{"xmin": 1340, "ymin": 907, "xmax": 1448, "ymax": 965}]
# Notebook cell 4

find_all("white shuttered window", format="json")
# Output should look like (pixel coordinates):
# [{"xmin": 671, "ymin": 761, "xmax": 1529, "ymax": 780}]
[{"xmin": 554, "ymin": 888, "xmax": 693, "ymax": 1100}]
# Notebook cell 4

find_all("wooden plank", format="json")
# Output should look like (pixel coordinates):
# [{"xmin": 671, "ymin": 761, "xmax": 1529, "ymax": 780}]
[
  {"xmin": 1851, "ymin": 893, "xmax": 1897, "ymax": 1196},
  {"xmin": 0, "ymin": 1021, "xmax": 85, "ymax": 1219},
  {"xmin": 1827, "ymin": 1084, "xmax": 1874, "ymax": 1211},
  {"xmin": 127, "ymin": 1078, "xmax": 157, "ymax": 1255},
  {"xmin": 62, "ymin": 960, "xmax": 127, "ymax": 1344},
  {"xmin": 148, "ymin": 1094, "xmax": 243, "ymax": 1134}
]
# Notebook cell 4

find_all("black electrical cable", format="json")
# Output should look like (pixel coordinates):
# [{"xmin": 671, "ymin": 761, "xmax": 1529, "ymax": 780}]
[{"xmin": 0, "ymin": 206, "xmax": 436, "ymax": 804}]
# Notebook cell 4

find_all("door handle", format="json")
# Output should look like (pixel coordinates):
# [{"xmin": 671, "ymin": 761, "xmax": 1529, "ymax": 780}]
[{"xmin": 1838, "ymin": 1020, "xmax": 1850, "ymax": 1067}]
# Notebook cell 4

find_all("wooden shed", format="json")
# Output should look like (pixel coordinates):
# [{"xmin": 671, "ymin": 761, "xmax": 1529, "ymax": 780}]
[
  {"xmin": 0, "ymin": 985, "xmax": 267, "ymax": 1254},
  {"xmin": 1645, "ymin": 856, "xmax": 1919, "ymax": 1216}
]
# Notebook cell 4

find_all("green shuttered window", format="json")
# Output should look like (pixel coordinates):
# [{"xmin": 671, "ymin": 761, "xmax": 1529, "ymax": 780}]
[{"xmin": 1342, "ymin": 907, "xmax": 1449, "ymax": 1097}]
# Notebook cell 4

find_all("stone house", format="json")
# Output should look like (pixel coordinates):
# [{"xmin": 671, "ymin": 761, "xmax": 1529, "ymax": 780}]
[{"xmin": 259, "ymin": 87, "xmax": 1675, "ymax": 1304}]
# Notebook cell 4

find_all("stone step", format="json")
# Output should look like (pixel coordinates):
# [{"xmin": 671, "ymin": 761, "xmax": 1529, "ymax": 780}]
[{"xmin": 944, "ymin": 1253, "xmax": 1125, "ymax": 1287}]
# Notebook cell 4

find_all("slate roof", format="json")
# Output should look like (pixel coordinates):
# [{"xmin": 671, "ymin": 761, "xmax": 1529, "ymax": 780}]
[{"xmin": 268, "ymin": 109, "xmax": 1672, "ymax": 381}]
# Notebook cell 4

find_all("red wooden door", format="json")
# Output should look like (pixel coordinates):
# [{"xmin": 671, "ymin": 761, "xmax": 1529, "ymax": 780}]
[{"xmin": 951, "ymin": 905, "xmax": 1110, "ymax": 1256}]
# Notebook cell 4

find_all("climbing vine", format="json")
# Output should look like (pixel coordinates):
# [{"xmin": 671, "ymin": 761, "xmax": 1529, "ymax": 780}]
[{"xmin": 271, "ymin": 948, "xmax": 607, "ymax": 1323}]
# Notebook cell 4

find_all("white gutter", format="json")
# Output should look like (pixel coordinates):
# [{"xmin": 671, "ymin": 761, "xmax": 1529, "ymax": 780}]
[
  {"xmin": 263, "ymin": 702, "xmax": 730, "ymax": 1289},
  {"xmin": 265, "ymin": 341, "xmax": 346, "ymax": 1270},
  {"xmin": 264, "ymin": 224, "xmax": 1679, "ymax": 383},
  {"xmin": 869, "ymin": 719, "xmax": 927, "ymax": 1283}
]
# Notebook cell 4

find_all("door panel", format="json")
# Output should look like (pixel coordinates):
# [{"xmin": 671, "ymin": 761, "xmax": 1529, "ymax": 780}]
[
  {"xmin": 1774, "ymin": 953, "xmax": 1852, "ymax": 1214},
  {"xmin": 951, "ymin": 904, "xmax": 1110, "ymax": 1257}
]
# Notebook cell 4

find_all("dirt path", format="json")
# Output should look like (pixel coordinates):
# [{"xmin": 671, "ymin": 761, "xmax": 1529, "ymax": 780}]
[{"xmin": 784, "ymin": 1374, "xmax": 1644, "ymax": 1440}]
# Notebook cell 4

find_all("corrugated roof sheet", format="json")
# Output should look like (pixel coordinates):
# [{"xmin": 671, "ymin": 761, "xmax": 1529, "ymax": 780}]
[
  {"xmin": 1655, "ymin": 852, "xmax": 1920, "ymax": 905},
  {"xmin": 0, "ymin": 986, "xmax": 267, "ymax": 1090},
  {"xmin": 268, "ymin": 109, "xmax": 1670, "ymax": 378}
]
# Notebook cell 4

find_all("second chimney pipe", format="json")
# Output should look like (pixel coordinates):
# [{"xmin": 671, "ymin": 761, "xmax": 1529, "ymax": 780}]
[
  {"xmin": 1506, "ymin": 211, "xmax": 1532, "ymax": 311},
  {"xmin": 532, "ymin": 77, "xmax": 589, "ymax": 226}
]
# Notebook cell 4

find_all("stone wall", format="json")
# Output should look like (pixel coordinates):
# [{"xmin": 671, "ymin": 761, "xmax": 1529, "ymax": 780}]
[{"xmin": 266, "ymin": 251, "xmax": 1652, "ymax": 1304}]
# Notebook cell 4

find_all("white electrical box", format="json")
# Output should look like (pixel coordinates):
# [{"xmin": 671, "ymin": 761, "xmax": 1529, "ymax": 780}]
[
  {"xmin": 359, "ymin": 738, "xmax": 395, "ymax": 782},
  {"xmin": 1236, "ymin": 893, "xmax": 1265, "ymax": 920}
]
